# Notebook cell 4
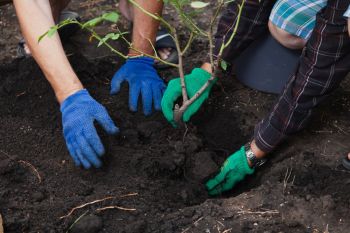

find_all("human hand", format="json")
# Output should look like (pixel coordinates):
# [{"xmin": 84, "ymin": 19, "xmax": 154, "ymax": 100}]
[
  {"xmin": 110, "ymin": 57, "xmax": 166, "ymax": 115},
  {"xmin": 61, "ymin": 89, "xmax": 119, "ymax": 169},
  {"xmin": 206, "ymin": 146, "xmax": 254, "ymax": 196},
  {"xmin": 161, "ymin": 68, "xmax": 215, "ymax": 127}
]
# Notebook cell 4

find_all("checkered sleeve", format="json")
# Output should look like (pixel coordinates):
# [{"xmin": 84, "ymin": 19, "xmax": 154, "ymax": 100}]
[
  {"xmin": 212, "ymin": 0, "xmax": 277, "ymax": 64},
  {"xmin": 254, "ymin": 0, "xmax": 350, "ymax": 153}
]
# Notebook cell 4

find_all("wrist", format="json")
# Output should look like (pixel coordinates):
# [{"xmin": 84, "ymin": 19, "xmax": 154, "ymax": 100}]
[
  {"xmin": 128, "ymin": 47, "xmax": 155, "ymax": 58},
  {"xmin": 250, "ymin": 140, "xmax": 266, "ymax": 158},
  {"xmin": 201, "ymin": 62, "xmax": 213, "ymax": 74},
  {"xmin": 245, "ymin": 140, "xmax": 267, "ymax": 168},
  {"xmin": 56, "ymin": 85, "xmax": 84, "ymax": 104}
]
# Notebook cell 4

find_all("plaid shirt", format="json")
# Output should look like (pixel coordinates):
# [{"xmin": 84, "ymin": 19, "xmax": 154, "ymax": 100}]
[
  {"xmin": 214, "ymin": 0, "xmax": 350, "ymax": 153},
  {"xmin": 269, "ymin": 0, "xmax": 327, "ymax": 40}
]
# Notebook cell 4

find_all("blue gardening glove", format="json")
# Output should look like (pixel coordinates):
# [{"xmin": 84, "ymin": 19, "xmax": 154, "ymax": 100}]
[
  {"xmin": 206, "ymin": 146, "xmax": 254, "ymax": 196},
  {"xmin": 110, "ymin": 57, "xmax": 166, "ymax": 116},
  {"xmin": 61, "ymin": 89, "xmax": 119, "ymax": 169}
]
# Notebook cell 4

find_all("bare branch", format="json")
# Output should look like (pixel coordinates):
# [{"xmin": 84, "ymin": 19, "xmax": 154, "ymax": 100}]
[
  {"xmin": 60, "ymin": 193, "xmax": 138, "ymax": 219},
  {"xmin": 95, "ymin": 205, "xmax": 136, "ymax": 212}
]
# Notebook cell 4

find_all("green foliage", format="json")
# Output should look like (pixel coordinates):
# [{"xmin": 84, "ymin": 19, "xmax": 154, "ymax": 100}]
[
  {"xmin": 39, "ymin": 12, "xmax": 120, "ymax": 43},
  {"xmin": 97, "ymin": 32, "xmax": 129, "ymax": 47},
  {"xmin": 190, "ymin": 1, "xmax": 210, "ymax": 8},
  {"xmin": 83, "ymin": 12, "xmax": 119, "ymax": 28},
  {"xmin": 220, "ymin": 60, "xmax": 228, "ymax": 71}
]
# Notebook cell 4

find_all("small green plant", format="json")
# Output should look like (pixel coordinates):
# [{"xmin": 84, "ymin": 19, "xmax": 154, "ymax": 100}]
[{"xmin": 40, "ymin": 0, "xmax": 246, "ymax": 124}]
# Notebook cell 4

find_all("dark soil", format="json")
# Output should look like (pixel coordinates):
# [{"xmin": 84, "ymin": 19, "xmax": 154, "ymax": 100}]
[{"xmin": 1, "ymin": 1, "xmax": 350, "ymax": 233}]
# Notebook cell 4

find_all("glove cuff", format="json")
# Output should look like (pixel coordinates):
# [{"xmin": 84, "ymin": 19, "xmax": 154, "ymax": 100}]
[
  {"xmin": 60, "ymin": 89, "xmax": 89, "ymax": 112},
  {"xmin": 190, "ymin": 68, "xmax": 217, "ymax": 85},
  {"xmin": 237, "ymin": 146, "xmax": 255, "ymax": 175},
  {"xmin": 126, "ymin": 56, "xmax": 155, "ymax": 66},
  {"xmin": 191, "ymin": 68, "xmax": 212, "ymax": 79}
]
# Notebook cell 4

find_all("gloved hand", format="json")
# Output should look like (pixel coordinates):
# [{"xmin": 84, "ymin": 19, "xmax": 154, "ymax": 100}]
[
  {"xmin": 161, "ymin": 68, "xmax": 216, "ymax": 127},
  {"xmin": 206, "ymin": 146, "xmax": 254, "ymax": 196},
  {"xmin": 110, "ymin": 57, "xmax": 166, "ymax": 115},
  {"xmin": 61, "ymin": 89, "xmax": 119, "ymax": 169}
]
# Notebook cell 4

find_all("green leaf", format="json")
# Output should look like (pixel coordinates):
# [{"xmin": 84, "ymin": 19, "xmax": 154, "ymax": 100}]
[
  {"xmin": 82, "ymin": 17, "xmax": 103, "ymax": 28},
  {"xmin": 97, "ymin": 32, "xmax": 128, "ymax": 47},
  {"xmin": 220, "ymin": 60, "xmax": 228, "ymax": 71},
  {"xmin": 102, "ymin": 12, "xmax": 119, "ymax": 23},
  {"xmin": 190, "ymin": 1, "xmax": 209, "ymax": 8}
]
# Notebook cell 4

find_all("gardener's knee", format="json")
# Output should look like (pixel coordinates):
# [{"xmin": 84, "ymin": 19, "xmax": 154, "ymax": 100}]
[{"xmin": 268, "ymin": 21, "xmax": 306, "ymax": 50}]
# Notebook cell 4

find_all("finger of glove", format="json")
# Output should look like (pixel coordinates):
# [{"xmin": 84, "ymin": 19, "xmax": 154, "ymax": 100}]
[
  {"xmin": 161, "ymin": 80, "xmax": 182, "ymax": 123},
  {"xmin": 205, "ymin": 169, "xmax": 227, "ymax": 192},
  {"xmin": 94, "ymin": 108, "xmax": 119, "ymax": 135},
  {"xmin": 141, "ymin": 83, "xmax": 153, "ymax": 116},
  {"xmin": 83, "ymin": 126, "xmax": 105, "ymax": 157},
  {"xmin": 72, "ymin": 140, "xmax": 91, "ymax": 169},
  {"xmin": 66, "ymin": 141, "xmax": 81, "ymax": 167},
  {"xmin": 110, "ymin": 72, "xmax": 124, "ymax": 95},
  {"xmin": 129, "ymin": 83, "xmax": 141, "ymax": 112},
  {"xmin": 76, "ymin": 134, "xmax": 102, "ymax": 168},
  {"xmin": 152, "ymin": 84, "xmax": 163, "ymax": 111},
  {"xmin": 209, "ymin": 171, "xmax": 237, "ymax": 195},
  {"xmin": 182, "ymin": 94, "xmax": 207, "ymax": 122}
]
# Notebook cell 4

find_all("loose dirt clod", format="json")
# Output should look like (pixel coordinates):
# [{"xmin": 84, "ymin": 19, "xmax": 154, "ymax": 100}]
[{"xmin": 186, "ymin": 151, "xmax": 219, "ymax": 182}]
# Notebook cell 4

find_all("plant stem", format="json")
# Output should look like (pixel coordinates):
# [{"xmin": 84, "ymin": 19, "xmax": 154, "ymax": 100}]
[
  {"xmin": 174, "ymin": 33, "xmax": 188, "ymax": 102},
  {"xmin": 208, "ymin": 0, "xmax": 225, "ymax": 72},
  {"xmin": 74, "ymin": 21, "xmax": 128, "ymax": 59},
  {"xmin": 181, "ymin": 32, "xmax": 194, "ymax": 55},
  {"xmin": 218, "ymin": 0, "xmax": 246, "ymax": 57}
]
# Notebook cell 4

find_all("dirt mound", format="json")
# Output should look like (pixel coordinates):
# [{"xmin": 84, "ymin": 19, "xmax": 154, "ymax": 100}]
[{"xmin": 0, "ymin": 55, "xmax": 349, "ymax": 233}]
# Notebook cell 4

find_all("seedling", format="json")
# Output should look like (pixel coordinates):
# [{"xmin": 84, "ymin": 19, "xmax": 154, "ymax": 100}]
[{"xmin": 39, "ymin": 0, "xmax": 246, "ymax": 124}]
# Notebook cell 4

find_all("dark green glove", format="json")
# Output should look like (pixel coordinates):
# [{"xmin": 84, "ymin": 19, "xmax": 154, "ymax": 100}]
[
  {"xmin": 161, "ymin": 68, "xmax": 216, "ymax": 126},
  {"xmin": 206, "ymin": 146, "xmax": 254, "ymax": 196}
]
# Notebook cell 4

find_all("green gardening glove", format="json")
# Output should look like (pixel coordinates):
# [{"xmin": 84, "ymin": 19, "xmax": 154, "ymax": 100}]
[
  {"xmin": 206, "ymin": 146, "xmax": 254, "ymax": 196},
  {"xmin": 161, "ymin": 68, "xmax": 216, "ymax": 127}
]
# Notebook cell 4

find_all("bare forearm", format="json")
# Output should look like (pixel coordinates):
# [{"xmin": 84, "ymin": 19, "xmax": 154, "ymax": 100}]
[
  {"xmin": 130, "ymin": 0, "xmax": 163, "ymax": 56},
  {"xmin": 13, "ymin": 0, "xmax": 83, "ymax": 103}
]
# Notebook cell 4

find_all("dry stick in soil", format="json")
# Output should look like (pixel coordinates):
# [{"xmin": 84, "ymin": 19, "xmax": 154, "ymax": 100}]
[
  {"xmin": 237, "ymin": 208, "xmax": 279, "ymax": 215},
  {"xmin": 60, "ymin": 192, "xmax": 138, "ymax": 219},
  {"xmin": 0, "ymin": 149, "xmax": 42, "ymax": 183},
  {"xmin": 65, "ymin": 210, "xmax": 89, "ymax": 233},
  {"xmin": 95, "ymin": 205, "xmax": 136, "ymax": 212}
]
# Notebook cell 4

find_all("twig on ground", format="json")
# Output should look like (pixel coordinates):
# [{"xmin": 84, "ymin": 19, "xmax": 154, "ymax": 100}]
[
  {"xmin": 181, "ymin": 216, "xmax": 204, "ymax": 233},
  {"xmin": 237, "ymin": 209, "xmax": 279, "ymax": 215},
  {"xmin": 65, "ymin": 210, "xmax": 89, "ymax": 233},
  {"xmin": 283, "ymin": 167, "xmax": 295, "ymax": 194},
  {"xmin": 15, "ymin": 91, "xmax": 26, "ymax": 97},
  {"xmin": 182, "ymin": 123, "xmax": 189, "ymax": 143},
  {"xmin": 222, "ymin": 229, "xmax": 232, "ymax": 233},
  {"xmin": 95, "ymin": 205, "xmax": 136, "ymax": 212},
  {"xmin": 60, "ymin": 192, "xmax": 138, "ymax": 219},
  {"xmin": 0, "ymin": 150, "xmax": 42, "ymax": 184},
  {"xmin": 18, "ymin": 160, "xmax": 42, "ymax": 183}
]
